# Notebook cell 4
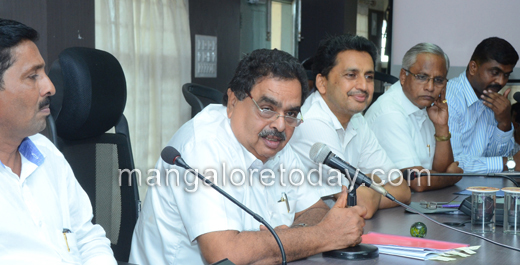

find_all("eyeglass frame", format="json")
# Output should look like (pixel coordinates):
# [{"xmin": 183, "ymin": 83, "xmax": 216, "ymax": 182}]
[
  {"xmin": 403, "ymin": 68, "xmax": 448, "ymax": 87},
  {"xmin": 247, "ymin": 94, "xmax": 304, "ymax": 127}
]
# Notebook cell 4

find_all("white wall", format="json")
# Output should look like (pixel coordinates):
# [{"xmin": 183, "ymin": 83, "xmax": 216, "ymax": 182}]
[{"xmin": 392, "ymin": 0, "xmax": 520, "ymax": 79}]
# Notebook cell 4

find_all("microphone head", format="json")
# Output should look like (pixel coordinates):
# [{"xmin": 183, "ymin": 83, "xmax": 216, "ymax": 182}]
[
  {"xmin": 161, "ymin": 146, "xmax": 181, "ymax": 165},
  {"xmin": 514, "ymin": 91, "xmax": 520, "ymax": 103},
  {"xmin": 309, "ymin": 142, "xmax": 331, "ymax": 164}
]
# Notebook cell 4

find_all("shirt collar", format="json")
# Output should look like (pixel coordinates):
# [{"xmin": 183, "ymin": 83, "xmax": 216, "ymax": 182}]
[
  {"xmin": 314, "ymin": 91, "xmax": 359, "ymax": 131},
  {"xmin": 459, "ymin": 71, "xmax": 481, "ymax": 107},
  {"xmin": 0, "ymin": 137, "xmax": 45, "ymax": 168},
  {"xmin": 393, "ymin": 82, "xmax": 425, "ymax": 117},
  {"xmin": 225, "ymin": 114, "xmax": 280, "ymax": 170}
]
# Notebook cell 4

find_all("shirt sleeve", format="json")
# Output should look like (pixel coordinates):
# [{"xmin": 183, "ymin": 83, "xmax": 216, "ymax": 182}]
[
  {"xmin": 171, "ymin": 140, "xmax": 245, "ymax": 242},
  {"xmin": 64, "ymin": 158, "xmax": 117, "ymax": 264},
  {"xmin": 485, "ymin": 123, "xmax": 515, "ymax": 157},
  {"xmin": 356, "ymin": 118, "xmax": 400, "ymax": 183},
  {"xmin": 368, "ymin": 111, "xmax": 421, "ymax": 170},
  {"xmin": 448, "ymin": 100, "xmax": 512, "ymax": 173}
]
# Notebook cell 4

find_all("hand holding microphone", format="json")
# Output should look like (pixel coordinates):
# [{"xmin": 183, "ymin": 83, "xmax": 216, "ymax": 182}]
[{"xmin": 316, "ymin": 186, "xmax": 367, "ymax": 249}]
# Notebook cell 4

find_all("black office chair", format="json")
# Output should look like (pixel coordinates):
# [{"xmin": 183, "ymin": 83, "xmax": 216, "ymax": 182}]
[
  {"xmin": 182, "ymin": 83, "xmax": 224, "ymax": 117},
  {"xmin": 48, "ymin": 47, "xmax": 140, "ymax": 262},
  {"xmin": 375, "ymin": 71, "xmax": 399, "ymax": 84},
  {"xmin": 364, "ymin": 72, "xmax": 399, "ymax": 114},
  {"xmin": 40, "ymin": 114, "xmax": 59, "ymax": 146}
]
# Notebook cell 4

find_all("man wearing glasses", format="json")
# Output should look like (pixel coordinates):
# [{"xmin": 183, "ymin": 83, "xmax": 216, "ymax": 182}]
[
  {"xmin": 130, "ymin": 49, "xmax": 368, "ymax": 265},
  {"xmin": 290, "ymin": 34, "xmax": 411, "ymax": 219},
  {"xmin": 365, "ymin": 43, "xmax": 463, "ymax": 192},
  {"xmin": 446, "ymin": 37, "xmax": 519, "ymax": 174}
]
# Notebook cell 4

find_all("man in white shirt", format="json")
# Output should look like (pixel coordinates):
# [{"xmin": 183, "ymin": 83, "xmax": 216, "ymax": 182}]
[
  {"xmin": 290, "ymin": 34, "xmax": 411, "ymax": 219},
  {"xmin": 130, "ymin": 49, "xmax": 368, "ymax": 265},
  {"xmin": 365, "ymin": 43, "xmax": 463, "ymax": 192},
  {"xmin": 446, "ymin": 37, "xmax": 519, "ymax": 173},
  {"xmin": 0, "ymin": 19, "xmax": 116, "ymax": 264}
]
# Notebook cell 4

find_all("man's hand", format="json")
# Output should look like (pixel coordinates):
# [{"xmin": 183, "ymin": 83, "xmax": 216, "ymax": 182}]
[
  {"xmin": 446, "ymin": 161, "xmax": 464, "ymax": 173},
  {"xmin": 317, "ymin": 186, "xmax": 367, "ymax": 249},
  {"xmin": 427, "ymin": 88, "xmax": 449, "ymax": 127},
  {"xmin": 481, "ymin": 88, "xmax": 512, "ymax": 132}
]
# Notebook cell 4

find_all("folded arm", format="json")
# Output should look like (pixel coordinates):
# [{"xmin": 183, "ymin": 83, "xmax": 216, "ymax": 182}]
[{"xmin": 198, "ymin": 188, "xmax": 367, "ymax": 264}]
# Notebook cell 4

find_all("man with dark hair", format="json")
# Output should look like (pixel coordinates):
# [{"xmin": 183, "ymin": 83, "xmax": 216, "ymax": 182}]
[
  {"xmin": 130, "ymin": 49, "xmax": 368, "ymax": 265},
  {"xmin": 0, "ymin": 18, "xmax": 116, "ymax": 264},
  {"xmin": 447, "ymin": 37, "xmax": 520, "ymax": 173},
  {"xmin": 365, "ymin": 43, "xmax": 463, "ymax": 192},
  {"xmin": 290, "ymin": 34, "xmax": 411, "ymax": 218}
]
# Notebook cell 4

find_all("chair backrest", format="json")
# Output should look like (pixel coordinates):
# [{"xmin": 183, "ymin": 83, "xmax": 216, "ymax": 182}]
[
  {"xmin": 182, "ymin": 83, "xmax": 224, "ymax": 117},
  {"xmin": 48, "ymin": 47, "xmax": 140, "ymax": 262},
  {"xmin": 375, "ymin": 71, "xmax": 399, "ymax": 85},
  {"xmin": 364, "ymin": 72, "xmax": 399, "ymax": 114},
  {"xmin": 40, "ymin": 114, "xmax": 59, "ymax": 147}
]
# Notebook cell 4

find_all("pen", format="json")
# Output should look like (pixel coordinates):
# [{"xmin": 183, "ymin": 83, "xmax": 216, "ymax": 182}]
[
  {"xmin": 278, "ymin": 192, "xmax": 290, "ymax": 213},
  {"xmin": 63, "ymin": 228, "xmax": 71, "ymax": 252}
]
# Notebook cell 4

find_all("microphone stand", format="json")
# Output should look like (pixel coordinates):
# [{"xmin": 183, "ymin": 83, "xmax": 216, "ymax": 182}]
[{"xmin": 322, "ymin": 184, "xmax": 379, "ymax": 260}]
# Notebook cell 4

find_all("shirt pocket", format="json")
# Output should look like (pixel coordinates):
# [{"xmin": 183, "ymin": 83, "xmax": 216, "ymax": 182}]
[
  {"xmin": 59, "ymin": 231, "xmax": 81, "ymax": 264},
  {"xmin": 269, "ymin": 193, "xmax": 297, "ymax": 227}
]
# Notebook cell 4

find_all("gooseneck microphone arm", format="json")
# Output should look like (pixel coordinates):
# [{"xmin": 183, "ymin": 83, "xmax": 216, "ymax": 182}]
[
  {"xmin": 309, "ymin": 142, "xmax": 396, "ymax": 202},
  {"xmin": 161, "ymin": 146, "xmax": 287, "ymax": 265},
  {"xmin": 414, "ymin": 172, "xmax": 520, "ymax": 187}
]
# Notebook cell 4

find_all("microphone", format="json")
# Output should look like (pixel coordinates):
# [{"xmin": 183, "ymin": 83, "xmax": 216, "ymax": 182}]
[
  {"xmin": 160, "ymin": 146, "xmax": 287, "ymax": 265},
  {"xmin": 309, "ymin": 142, "xmax": 396, "ymax": 201},
  {"xmin": 513, "ymin": 91, "xmax": 520, "ymax": 103}
]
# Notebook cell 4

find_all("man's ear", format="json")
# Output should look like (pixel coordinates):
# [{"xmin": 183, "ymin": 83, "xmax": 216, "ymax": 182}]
[
  {"xmin": 468, "ymin": 61, "xmax": 478, "ymax": 76},
  {"xmin": 315, "ymin": 74, "xmax": 327, "ymax": 95},
  {"xmin": 399, "ymin": 68, "xmax": 407, "ymax": 86},
  {"xmin": 226, "ymin": 88, "xmax": 236, "ymax": 118}
]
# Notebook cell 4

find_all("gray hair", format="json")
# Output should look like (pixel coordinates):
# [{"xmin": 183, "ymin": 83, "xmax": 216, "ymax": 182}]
[{"xmin": 402, "ymin": 43, "xmax": 450, "ymax": 74}]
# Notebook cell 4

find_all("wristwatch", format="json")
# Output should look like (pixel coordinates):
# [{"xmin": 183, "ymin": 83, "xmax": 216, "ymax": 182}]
[{"xmin": 506, "ymin": 156, "xmax": 516, "ymax": 172}]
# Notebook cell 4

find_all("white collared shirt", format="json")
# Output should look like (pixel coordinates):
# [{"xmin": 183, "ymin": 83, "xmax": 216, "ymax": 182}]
[
  {"xmin": 289, "ymin": 91, "xmax": 400, "ymax": 198},
  {"xmin": 129, "ymin": 104, "xmax": 321, "ymax": 265},
  {"xmin": 364, "ymin": 82, "xmax": 436, "ymax": 170},
  {"xmin": 0, "ymin": 134, "xmax": 116, "ymax": 265}
]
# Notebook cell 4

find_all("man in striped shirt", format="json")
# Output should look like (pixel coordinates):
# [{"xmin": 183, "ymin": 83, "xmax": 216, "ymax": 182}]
[{"xmin": 446, "ymin": 37, "xmax": 519, "ymax": 173}]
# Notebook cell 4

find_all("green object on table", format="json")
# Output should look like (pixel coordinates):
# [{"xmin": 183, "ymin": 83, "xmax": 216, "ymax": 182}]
[{"xmin": 410, "ymin": 222, "xmax": 427, "ymax": 238}]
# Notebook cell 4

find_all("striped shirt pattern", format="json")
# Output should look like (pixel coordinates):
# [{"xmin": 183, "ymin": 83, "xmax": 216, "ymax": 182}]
[{"xmin": 446, "ymin": 71, "xmax": 514, "ymax": 173}]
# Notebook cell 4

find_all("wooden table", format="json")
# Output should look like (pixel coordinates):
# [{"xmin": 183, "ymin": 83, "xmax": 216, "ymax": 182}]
[{"xmin": 292, "ymin": 177, "xmax": 520, "ymax": 264}]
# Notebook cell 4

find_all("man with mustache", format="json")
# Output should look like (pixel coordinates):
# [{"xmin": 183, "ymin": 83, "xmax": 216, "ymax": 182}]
[
  {"xmin": 365, "ymin": 43, "xmax": 463, "ymax": 192},
  {"xmin": 130, "ymin": 49, "xmax": 368, "ymax": 265},
  {"xmin": 290, "ymin": 34, "xmax": 411, "ymax": 218},
  {"xmin": 446, "ymin": 37, "xmax": 519, "ymax": 173},
  {"xmin": 0, "ymin": 19, "xmax": 117, "ymax": 264}
]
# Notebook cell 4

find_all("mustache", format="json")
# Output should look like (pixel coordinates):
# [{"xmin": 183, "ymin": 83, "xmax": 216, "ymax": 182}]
[
  {"xmin": 486, "ymin": 84, "xmax": 503, "ymax": 91},
  {"xmin": 39, "ymin": 97, "xmax": 51, "ymax": 110},
  {"xmin": 258, "ymin": 129, "xmax": 286, "ymax": 141},
  {"xmin": 347, "ymin": 90, "xmax": 369, "ymax": 97}
]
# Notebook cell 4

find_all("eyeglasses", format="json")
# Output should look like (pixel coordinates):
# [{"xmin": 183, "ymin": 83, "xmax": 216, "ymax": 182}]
[
  {"xmin": 404, "ymin": 69, "xmax": 448, "ymax": 87},
  {"xmin": 248, "ymin": 95, "xmax": 303, "ymax": 127}
]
